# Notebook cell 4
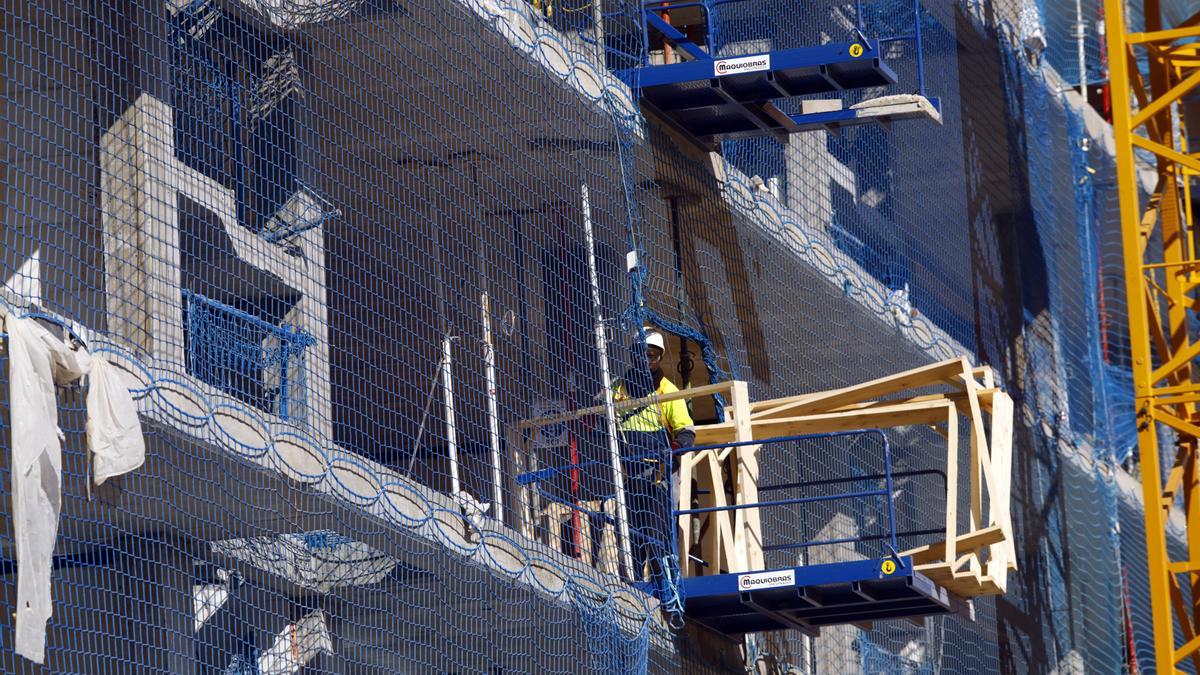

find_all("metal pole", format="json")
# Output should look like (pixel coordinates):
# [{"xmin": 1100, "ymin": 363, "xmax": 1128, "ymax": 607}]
[
  {"xmin": 581, "ymin": 183, "xmax": 635, "ymax": 580},
  {"xmin": 591, "ymin": 0, "xmax": 605, "ymax": 63},
  {"xmin": 1076, "ymin": 0, "xmax": 1087, "ymax": 98},
  {"xmin": 442, "ymin": 335, "xmax": 462, "ymax": 496},
  {"xmin": 480, "ymin": 288, "xmax": 505, "ymax": 520},
  {"xmin": 912, "ymin": 0, "xmax": 926, "ymax": 96}
]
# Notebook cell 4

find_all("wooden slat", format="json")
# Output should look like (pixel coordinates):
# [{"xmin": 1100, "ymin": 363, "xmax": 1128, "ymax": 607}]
[
  {"xmin": 695, "ymin": 399, "xmax": 959, "ymax": 445},
  {"xmin": 751, "ymin": 389, "xmax": 998, "ymax": 420},
  {"xmin": 901, "ymin": 525, "xmax": 1006, "ymax": 564},
  {"xmin": 730, "ymin": 381, "xmax": 763, "ymax": 572},
  {"xmin": 677, "ymin": 449, "xmax": 696, "ymax": 577},
  {"xmin": 698, "ymin": 451, "xmax": 736, "ymax": 574},
  {"xmin": 990, "ymin": 391, "xmax": 1017, "ymax": 576},
  {"xmin": 944, "ymin": 407, "xmax": 960, "ymax": 568},
  {"xmin": 747, "ymin": 357, "xmax": 971, "ymax": 419}
]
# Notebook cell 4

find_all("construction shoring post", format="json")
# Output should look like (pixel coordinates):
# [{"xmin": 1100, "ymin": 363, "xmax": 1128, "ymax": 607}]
[
  {"xmin": 480, "ymin": 283, "xmax": 505, "ymax": 520},
  {"xmin": 510, "ymin": 211, "xmax": 542, "ymax": 538},
  {"xmin": 1104, "ymin": 0, "xmax": 1200, "ymax": 670},
  {"xmin": 473, "ymin": 218, "xmax": 505, "ymax": 520},
  {"xmin": 430, "ymin": 207, "xmax": 463, "ymax": 497},
  {"xmin": 581, "ymin": 182, "xmax": 636, "ymax": 580},
  {"xmin": 1076, "ymin": 0, "xmax": 1087, "ymax": 97},
  {"xmin": 591, "ymin": 0, "xmax": 604, "ymax": 62},
  {"xmin": 442, "ymin": 335, "xmax": 463, "ymax": 497}
]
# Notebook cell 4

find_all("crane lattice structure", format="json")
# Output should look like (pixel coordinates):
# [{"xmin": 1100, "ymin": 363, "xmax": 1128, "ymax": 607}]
[{"xmin": 1105, "ymin": 1, "xmax": 1200, "ymax": 671}]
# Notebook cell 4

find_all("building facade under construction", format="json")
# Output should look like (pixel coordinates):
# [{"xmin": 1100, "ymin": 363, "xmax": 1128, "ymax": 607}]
[{"xmin": 0, "ymin": 0, "xmax": 1183, "ymax": 672}]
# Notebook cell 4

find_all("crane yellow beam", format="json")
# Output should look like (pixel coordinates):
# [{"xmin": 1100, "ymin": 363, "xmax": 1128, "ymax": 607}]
[{"xmin": 1105, "ymin": 0, "xmax": 1200, "ymax": 671}]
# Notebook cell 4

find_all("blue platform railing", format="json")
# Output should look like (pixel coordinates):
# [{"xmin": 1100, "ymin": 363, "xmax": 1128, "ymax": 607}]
[
  {"xmin": 672, "ymin": 430, "xmax": 904, "ymax": 565},
  {"xmin": 514, "ymin": 427, "xmax": 931, "ymax": 594}
]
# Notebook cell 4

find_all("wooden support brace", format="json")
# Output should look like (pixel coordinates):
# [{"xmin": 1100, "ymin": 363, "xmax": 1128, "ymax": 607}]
[
  {"xmin": 900, "ymin": 525, "xmax": 1006, "ymax": 565},
  {"xmin": 730, "ymin": 381, "xmax": 763, "ymax": 572},
  {"xmin": 677, "ymin": 449, "xmax": 696, "ymax": 577},
  {"xmin": 696, "ymin": 398, "xmax": 959, "ymax": 445},
  {"xmin": 746, "ymin": 357, "xmax": 972, "ymax": 419},
  {"xmin": 506, "ymin": 426, "xmax": 536, "ymax": 540},
  {"xmin": 749, "ymin": 388, "xmax": 998, "ymax": 421}
]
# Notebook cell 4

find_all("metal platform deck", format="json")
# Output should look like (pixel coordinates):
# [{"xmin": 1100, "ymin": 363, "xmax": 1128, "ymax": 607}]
[
  {"xmin": 680, "ymin": 557, "xmax": 971, "ymax": 636},
  {"xmin": 616, "ymin": 0, "xmax": 941, "ymax": 144},
  {"xmin": 618, "ymin": 40, "xmax": 900, "ymax": 143}
]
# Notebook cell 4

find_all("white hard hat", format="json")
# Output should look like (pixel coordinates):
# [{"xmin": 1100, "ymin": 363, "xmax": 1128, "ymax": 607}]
[{"xmin": 644, "ymin": 329, "xmax": 665, "ymax": 351}]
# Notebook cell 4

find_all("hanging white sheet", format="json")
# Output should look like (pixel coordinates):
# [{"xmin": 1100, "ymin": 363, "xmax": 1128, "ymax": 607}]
[{"xmin": 6, "ymin": 315, "xmax": 144, "ymax": 663}]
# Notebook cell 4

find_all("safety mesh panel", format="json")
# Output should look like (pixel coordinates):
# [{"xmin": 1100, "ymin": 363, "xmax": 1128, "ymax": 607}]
[{"xmin": 0, "ymin": 0, "xmax": 1158, "ymax": 673}]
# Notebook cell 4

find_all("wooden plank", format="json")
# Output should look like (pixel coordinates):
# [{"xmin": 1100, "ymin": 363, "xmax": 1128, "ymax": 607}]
[
  {"xmin": 506, "ymin": 426, "xmax": 535, "ymax": 540},
  {"xmin": 965, "ymin": 377, "xmax": 986, "ymax": 579},
  {"xmin": 914, "ymin": 563, "xmax": 959, "ymax": 584},
  {"xmin": 677, "ymin": 449, "xmax": 696, "ymax": 577},
  {"xmin": 697, "ymin": 451, "xmax": 736, "ymax": 575},
  {"xmin": 709, "ymin": 450, "xmax": 737, "ymax": 574},
  {"xmin": 974, "ymin": 366, "xmax": 995, "ymax": 389},
  {"xmin": 747, "ymin": 357, "xmax": 970, "ymax": 419},
  {"xmin": 989, "ymin": 391, "xmax": 1017, "ymax": 577},
  {"xmin": 960, "ymin": 377, "xmax": 1003, "ymax": 579},
  {"xmin": 716, "ymin": 445, "xmax": 736, "ymax": 463},
  {"xmin": 751, "ymin": 389, "xmax": 998, "ymax": 420},
  {"xmin": 747, "ymin": 390, "xmax": 824, "ymax": 413},
  {"xmin": 517, "ymin": 380, "xmax": 739, "ymax": 429},
  {"xmin": 915, "ymin": 562, "xmax": 1003, "ymax": 598},
  {"xmin": 694, "ymin": 399, "xmax": 958, "ymax": 445},
  {"xmin": 696, "ymin": 456, "xmax": 720, "ymax": 576},
  {"xmin": 597, "ymin": 499, "xmax": 620, "ymax": 576},
  {"xmin": 900, "ymin": 525, "xmax": 1006, "ymax": 564},
  {"xmin": 943, "ymin": 407, "xmax": 959, "ymax": 568},
  {"xmin": 961, "ymin": 374, "xmax": 998, "ymax": 501},
  {"xmin": 577, "ymin": 500, "xmax": 597, "ymax": 567},
  {"xmin": 729, "ymin": 381, "xmax": 763, "ymax": 572}
]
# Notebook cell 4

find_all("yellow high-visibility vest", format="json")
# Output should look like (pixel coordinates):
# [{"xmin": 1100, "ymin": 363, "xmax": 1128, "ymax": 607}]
[{"xmin": 612, "ymin": 376, "xmax": 694, "ymax": 436}]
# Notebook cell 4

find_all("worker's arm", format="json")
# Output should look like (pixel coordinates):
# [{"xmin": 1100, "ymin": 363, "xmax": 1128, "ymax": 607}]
[{"xmin": 665, "ymin": 398, "xmax": 696, "ymax": 448}]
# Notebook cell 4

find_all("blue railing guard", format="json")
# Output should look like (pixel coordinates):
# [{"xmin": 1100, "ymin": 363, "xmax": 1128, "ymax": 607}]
[{"xmin": 515, "ymin": 428, "xmax": 907, "ymax": 565}]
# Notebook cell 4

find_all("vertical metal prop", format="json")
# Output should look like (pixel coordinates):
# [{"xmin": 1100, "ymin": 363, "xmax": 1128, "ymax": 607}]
[
  {"xmin": 442, "ymin": 335, "xmax": 462, "ymax": 497},
  {"xmin": 1075, "ymin": 0, "xmax": 1087, "ymax": 98},
  {"xmin": 591, "ymin": 0, "xmax": 605, "ymax": 62},
  {"xmin": 581, "ymin": 183, "xmax": 635, "ymax": 580},
  {"xmin": 481, "ymin": 288, "xmax": 504, "ymax": 520}
]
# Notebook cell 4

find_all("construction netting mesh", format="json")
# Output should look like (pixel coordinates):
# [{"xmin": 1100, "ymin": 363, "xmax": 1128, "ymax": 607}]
[{"xmin": 0, "ymin": 0, "xmax": 1168, "ymax": 672}]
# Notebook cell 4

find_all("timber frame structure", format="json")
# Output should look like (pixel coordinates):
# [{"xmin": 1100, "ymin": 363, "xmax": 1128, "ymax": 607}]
[
  {"xmin": 683, "ymin": 357, "xmax": 1015, "ymax": 599},
  {"xmin": 1104, "ymin": 2, "xmax": 1200, "ymax": 671},
  {"xmin": 512, "ymin": 357, "xmax": 1015, "ymax": 621}
]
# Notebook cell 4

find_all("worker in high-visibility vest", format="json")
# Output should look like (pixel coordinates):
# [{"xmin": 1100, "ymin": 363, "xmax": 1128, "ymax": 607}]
[{"xmin": 612, "ymin": 329, "xmax": 695, "ymax": 590}]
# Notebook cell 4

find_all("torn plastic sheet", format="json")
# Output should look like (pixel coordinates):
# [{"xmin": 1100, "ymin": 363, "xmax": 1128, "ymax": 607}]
[{"xmin": 5, "ymin": 315, "xmax": 145, "ymax": 663}]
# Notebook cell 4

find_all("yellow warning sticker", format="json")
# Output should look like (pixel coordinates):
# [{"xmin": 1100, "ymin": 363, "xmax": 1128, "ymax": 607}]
[
  {"xmin": 881, "ymin": 559, "xmax": 897, "ymax": 575},
  {"xmin": 849, "ymin": 43, "xmax": 864, "ymax": 58}
]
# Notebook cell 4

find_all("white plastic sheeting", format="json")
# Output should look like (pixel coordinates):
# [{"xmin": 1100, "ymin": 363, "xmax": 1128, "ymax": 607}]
[
  {"xmin": 5, "ymin": 315, "xmax": 145, "ymax": 663},
  {"xmin": 211, "ymin": 531, "xmax": 397, "ymax": 593},
  {"xmin": 87, "ymin": 357, "xmax": 146, "ymax": 485},
  {"xmin": 257, "ymin": 610, "xmax": 333, "ymax": 674}
]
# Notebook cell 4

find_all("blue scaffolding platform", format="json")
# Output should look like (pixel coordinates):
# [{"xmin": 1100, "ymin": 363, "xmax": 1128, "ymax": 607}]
[
  {"xmin": 679, "ymin": 556, "xmax": 970, "ymax": 636},
  {"xmin": 615, "ymin": 0, "xmax": 941, "ymax": 146},
  {"xmin": 513, "ymin": 426, "xmax": 978, "ymax": 636},
  {"xmin": 668, "ymin": 431, "xmax": 971, "ymax": 635}
]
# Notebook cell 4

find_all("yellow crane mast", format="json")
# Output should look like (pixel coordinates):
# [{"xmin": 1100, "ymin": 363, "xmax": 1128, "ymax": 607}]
[{"xmin": 1104, "ymin": 1, "xmax": 1200, "ymax": 671}]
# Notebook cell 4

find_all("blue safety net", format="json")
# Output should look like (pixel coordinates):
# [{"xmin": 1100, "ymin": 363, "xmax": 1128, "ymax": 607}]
[{"xmin": 0, "ymin": 0, "xmax": 1167, "ymax": 673}]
